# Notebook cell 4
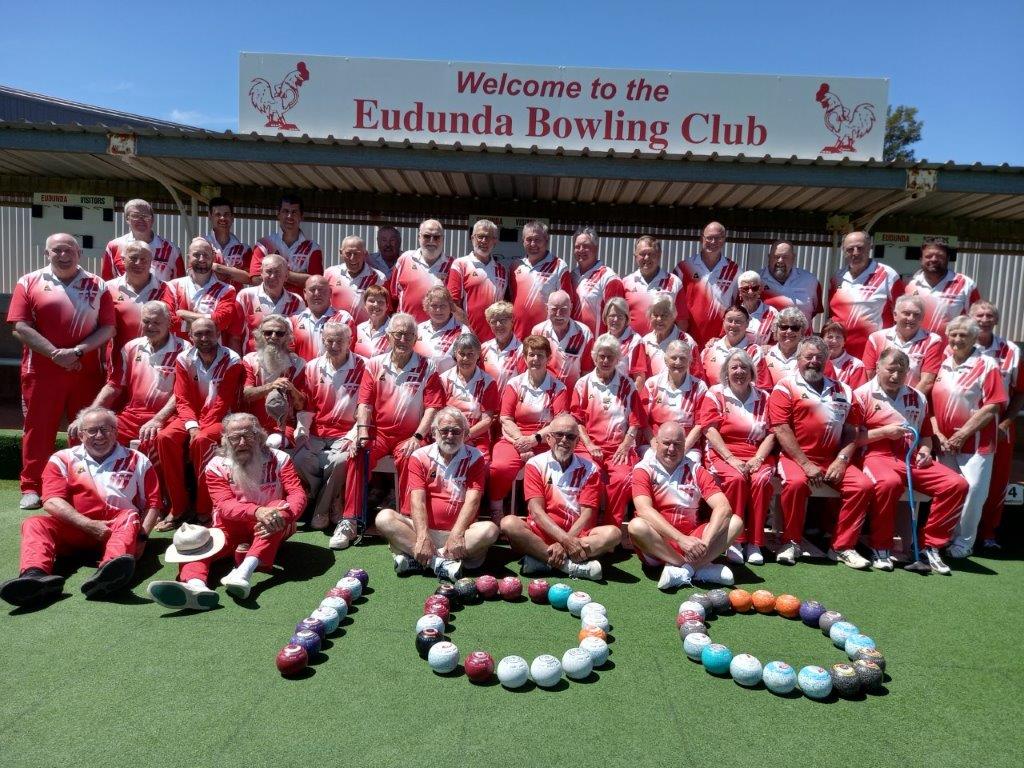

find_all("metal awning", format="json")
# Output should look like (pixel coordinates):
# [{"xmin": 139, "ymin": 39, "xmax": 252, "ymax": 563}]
[{"xmin": 1, "ymin": 120, "xmax": 1022, "ymax": 240}]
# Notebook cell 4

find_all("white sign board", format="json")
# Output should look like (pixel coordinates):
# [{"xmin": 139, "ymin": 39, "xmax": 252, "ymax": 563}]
[
  {"xmin": 875, "ymin": 232, "xmax": 960, "ymax": 248},
  {"xmin": 32, "ymin": 193, "xmax": 114, "ymax": 261},
  {"xmin": 240, "ymin": 54, "xmax": 888, "ymax": 160}
]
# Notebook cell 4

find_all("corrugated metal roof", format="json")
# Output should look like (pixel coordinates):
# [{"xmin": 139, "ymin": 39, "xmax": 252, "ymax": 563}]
[
  {"xmin": 0, "ymin": 120, "xmax": 1022, "ymax": 231},
  {"xmin": 0, "ymin": 86, "xmax": 200, "ymax": 132}
]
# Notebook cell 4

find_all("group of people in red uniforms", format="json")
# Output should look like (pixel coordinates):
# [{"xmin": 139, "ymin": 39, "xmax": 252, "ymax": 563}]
[{"xmin": 2, "ymin": 195, "xmax": 1019, "ymax": 608}]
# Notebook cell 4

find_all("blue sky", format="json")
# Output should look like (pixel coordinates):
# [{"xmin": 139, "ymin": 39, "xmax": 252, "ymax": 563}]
[{"xmin": 3, "ymin": 0, "xmax": 1021, "ymax": 164}]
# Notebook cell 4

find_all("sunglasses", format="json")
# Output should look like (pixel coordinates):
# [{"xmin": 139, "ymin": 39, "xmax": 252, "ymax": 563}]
[
  {"xmin": 437, "ymin": 427, "xmax": 463, "ymax": 436},
  {"xmin": 262, "ymin": 329, "xmax": 288, "ymax": 338},
  {"xmin": 777, "ymin": 324, "xmax": 803, "ymax": 332}
]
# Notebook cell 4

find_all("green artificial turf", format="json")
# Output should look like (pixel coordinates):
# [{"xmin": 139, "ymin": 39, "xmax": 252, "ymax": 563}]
[{"xmin": 1, "ymin": 479, "xmax": 1022, "ymax": 768}]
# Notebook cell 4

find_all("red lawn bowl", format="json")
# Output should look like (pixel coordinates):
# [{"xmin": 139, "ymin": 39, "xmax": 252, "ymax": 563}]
[
  {"xmin": 275, "ymin": 643, "xmax": 309, "ymax": 676},
  {"xmin": 464, "ymin": 651, "xmax": 495, "ymax": 683},
  {"xmin": 498, "ymin": 577, "xmax": 522, "ymax": 601}
]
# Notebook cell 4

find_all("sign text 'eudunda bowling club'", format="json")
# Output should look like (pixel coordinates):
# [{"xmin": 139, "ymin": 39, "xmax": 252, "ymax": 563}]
[{"xmin": 240, "ymin": 54, "xmax": 888, "ymax": 161}]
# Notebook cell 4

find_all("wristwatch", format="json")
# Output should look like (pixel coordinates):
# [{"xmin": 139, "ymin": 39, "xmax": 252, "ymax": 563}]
[
  {"xmin": 534, "ymin": 433, "xmax": 543, "ymax": 444},
  {"xmin": 414, "ymin": 432, "xmax": 424, "ymax": 441}
]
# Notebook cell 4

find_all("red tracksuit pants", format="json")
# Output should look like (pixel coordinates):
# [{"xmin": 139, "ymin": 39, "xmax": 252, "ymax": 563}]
[
  {"xmin": 706, "ymin": 454, "xmax": 777, "ymax": 546},
  {"xmin": 178, "ymin": 516, "xmax": 294, "ymax": 583},
  {"xmin": 576, "ymin": 447, "xmax": 636, "ymax": 527},
  {"xmin": 19, "ymin": 509, "xmax": 140, "ymax": 574},
  {"xmin": 342, "ymin": 433, "xmax": 414, "ymax": 522},
  {"xmin": 488, "ymin": 439, "xmax": 547, "ymax": 504},
  {"xmin": 861, "ymin": 453, "xmax": 967, "ymax": 550},
  {"xmin": 776, "ymin": 456, "xmax": 871, "ymax": 550},
  {"xmin": 155, "ymin": 419, "xmax": 223, "ymax": 519},
  {"xmin": 979, "ymin": 423, "xmax": 1015, "ymax": 541}
]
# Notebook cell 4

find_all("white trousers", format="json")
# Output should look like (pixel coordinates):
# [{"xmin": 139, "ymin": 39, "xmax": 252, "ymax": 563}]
[{"xmin": 940, "ymin": 451, "xmax": 994, "ymax": 553}]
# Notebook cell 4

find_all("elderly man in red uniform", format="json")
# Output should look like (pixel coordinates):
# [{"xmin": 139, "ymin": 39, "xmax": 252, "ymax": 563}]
[
  {"xmin": 242, "ymin": 314, "xmax": 306, "ymax": 446},
  {"xmin": 205, "ymin": 197, "xmax": 252, "ymax": 291},
  {"xmin": 164, "ymin": 237, "xmax": 237, "ymax": 341},
  {"xmin": 1, "ymin": 406, "xmax": 160, "ymax": 607},
  {"xmin": 388, "ymin": 219, "xmax": 454, "ymax": 323},
  {"xmin": 629, "ymin": 421, "xmax": 742, "ymax": 589},
  {"xmin": 768, "ymin": 336, "xmax": 873, "ymax": 569},
  {"xmin": 447, "ymin": 218, "xmax": 508, "ymax": 341},
  {"xmin": 106, "ymin": 240, "xmax": 167, "ymax": 366},
  {"xmin": 532, "ymin": 289, "xmax": 594, "ymax": 391},
  {"xmin": 571, "ymin": 227, "xmax": 624, "ymax": 338},
  {"xmin": 248, "ymin": 194, "xmax": 323, "ymax": 293},
  {"xmin": 759, "ymin": 240, "xmax": 823, "ymax": 325},
  {"xmin": 8, "ymin": 233, "xmax": 116, "ymax": 510},
  {"xmin": 509, "ymin": 221, "xmax": 575, "ymax": 340},
  {"xmin": 156, "ymin": 317, "xmax": 244, "ymax": 526},
  {"xmin": 828, "ymin": 231, "xmax": 904, "ymax": 357},
  {"xmin": 290, "ymin": 274, "xmax": 355, "ymax": 362},
  {"xmin": 676, "ymin": 222, "xmax": 739, "ymax": 348},
  {"xmin": 233, "ymin": 253, "xmax": 306, "ymax": 353},
  {"xmin": 147, "ymin": 413, "xmax": 305, "ymax": 608},
  {"xmin": 903, "ymin": 238, "xmax": 980, "ymax": 339},
  {"xmin": 338, "ymin": 313, "xmax": 445, "ymax": 549},
  {"xmin": 376, "ymin": 407, "xmax": 499, "ymax": 581},
  {"xmin": 501, "ymin": 413, "xmax": 620, "ymax": 581},
  {"xmin": 324, "ymin": 235, "xmax": 386, "ymax": 325},
  {"xmin": 622, "ymin": 235, "xmax": 687, "ymax": 337},
  {"xmin": 102, "ymin": 198, "xmax": 184, "ymax": 283}
]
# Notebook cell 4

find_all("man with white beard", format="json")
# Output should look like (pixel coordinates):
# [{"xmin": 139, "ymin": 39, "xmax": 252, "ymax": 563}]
[
  {"xmin": 146, "ymin": 413, "xmax": 305, "ymax": 608},
  {"xmin": 241, "ymin": 314, "xmax": 306, "ymax": 446}
]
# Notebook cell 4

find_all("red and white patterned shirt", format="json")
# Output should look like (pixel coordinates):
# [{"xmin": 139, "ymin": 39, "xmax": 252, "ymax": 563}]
[
  {"xmin": 42, "ymin": 443, "xmax": 161, "ymax": 519},
  {"xmin": 103, "ymin": 232, "xmax": 184, "ymax": 283},
  {"xmin": 621, "ymin": 268, "xmax": 686, "ymax": 337},
  {"xmin": 768, "ymin": 372, "xmax": 861, "ymax": 465},
  {"xmin": 106, "ymin": 273, "xmax": 167, "ymax": 368},
  {"xmin": 388, "ymin": 249, "xmax": 456, "ymax": 323},
  {"xmin": 173, "ymin": 345, "xmax": 243, "ymax": 431},
  {"xmin": 853, "ymin": 379, "xmax": 930, "ymax": 459},
  {"xmin": 242, "ymin": 351, "xmax": 306, "ymax": 434},
  {"xmin": 325, "ymin": 262, "xmax": 386, "ymax": 325},
  {"xmin": 978, "ymin": 335, "xmax": 1024, "ymax": 408},
  {"xmin": 746, "ymin": 302, "xmax": 779, "ymax": 346},
  {"xmin": 359, "ymin": 352, "xmax": 445, "ymax": 440},
  {"xmin": 677, "ymin": 254, "xmax": 740, "ymax": 347},
  {"xmin": 112, "ymin": 335, "xmax": 187, "ymax": 417},
  {"xmin": 930, "ymin": 350, "xmax": 1007, "ymax": 454},
  {"xmin": 524, "ymin": 451, "xmax": 601, "ymax": 531},
  {"xmin": 572, "ymin": 262, "xmax": 625, "ymax": 337},
  {"xmin": 759, "ymin": 266, "xmax": 823, "ymax": 324},
  {"xmin": 249, "ymin": 230, "xmax": 324, "ymax": 288},
  {"xmin": 405, "ymin": 443, "xmax": 487, "ymax": 530},
  {"xmin": 861, "ymin": 327, "xmax": 944, "ymax": 387},
  {"xmin": 416, "ymin": 316, "xmax": 468, "ymax": 374},
  {"xmin": 440, "ymin": 366, "xmax": 499, "ymax": 450},
  {"xmin": 234, "ymin": 285, "xmax": 306, "ymax": 353},
  {"xmin": 501, "ymin": 372, "xmax": 568, "ymax": 437},
  {"xmin": 447, "ymin": 254, "xmax": 509, "ymax": 341},
  {"xmin": 532, "ymin": 319, "xmax": 595, "ymax": 391},
  {"xmin": 571, "ymin": 371, "xmax": 647, "ymax": 453},
  {"xmin": 163, "ymin": 275, "xmax": 236, "ymax": 338},
  {"xmin": 300, "ymin": 352, "xmax": 365, "ymax": 439},
  {"xmin": 904, "ymin": 270, "xmax": 981, "ymax": 339},
  {"xmin": 205, "ymin": 449, "xmax": 305, "ymax": 522},
  {"xmin": 290, "ymin": 307, "xmax": 356, "ymax": 362},
  {"xmin": 828, "ymin": 259, "xmax": 904, "ymax": 357},
  {"xmin": 481, "ymin": 336, "xmax": 525, "ymax": 394},
  {"xmin": 643, "ymin": 371, "xmax": 708, "ymax": 434},
  {"xmin": 509, "ymin": 253, "xmax": 575, "ymax": 340},
  {"xmin": 354, "ymin": 320, "xmax": 391, "ymax": 360},
  {"xmin": 825, "ymin": 351, "xmax": 868, "ymax": 390},
  {"xmin": 699, "ymin": 384, "xmax": 772, "ymax": 461},
  {"xmin": 642, "ymin": 327, "xmax": 703, "ymax": 380},
  {"xmin": 631, "ymin": 454, "xmax": 721, "ymax": 534},
  {"xmin": 701, "ymin": 336, "xmax": 773, "ymax": 390},
  {"xmin": 206, "ymin": 231, "xmax": 252, "ymax": 291}
]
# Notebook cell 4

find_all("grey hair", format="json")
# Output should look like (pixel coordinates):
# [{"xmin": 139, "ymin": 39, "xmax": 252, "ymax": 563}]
[
  {"xmin": 452, "ymin": 332, "xmax": 482, "ymax": 354},
  {"xmin": 472, "ymin": 219, "xmax": 499, "ymax": 239},
  {"xmin": 387, "ymin": 312, "xmax": 417, "ymax": 333},
  {"xmin": 797, "ymin": 336, "xmax": 829, "ymax": 358},
  {"xmin": 321, "ymin": 321, "xmax": 352, "ymax": 343},
  {"xmin": 124, "ymin": 198, "xmax": 153, "ymax": 218},
  {"xmin": 522, "ymin": 220, "xmax": 549, "ymax": 239},
  {"xmin": 737, "ymin": 270, "xmax": 762, "ymax": 286},
  {"xmin": 76, "ymin": 405, "xmax": 117, "ymax": 426},
  {"xmin": 647, "ymin": 291, "xmax": 677, "ymax": 319},
  {"xmin": 719, "ymin": 348, "xmax": 756, "ymax": 387},
  {"xmin": 775, "ymin": 306, "xmax": 808, "ymax": 332},
  {"xmin": 122, "ymin": 240, "xmax": 153, "ymax": 260},
  {"xmin": 894, "ymin": 294, "xmax": 925, "ymax": 315},
  {"xmin": 573, "ymin": 226, "xmax": 599, "ymax": 249},
  {"xmin": 591, "ymin": 333, "xmax": 622, "ymax": 362},
  {"xmin": 141, "ymin": 300, "xmax": 170, "ymax": 321},
  {"xmin": 433, "ymin": 406, "xmax": 470, "ymax": 433},
  {"xmin": 260, "ymin": 252, "xmax": 288, "ymax": 272},
  {"xmin": 257, "ymin": 313, "xmax": 294, "ymax": 343},
  {"xmin": 602, "ymin": 296, "xmax": 629, "ymax": 320},
  {"xmin": 877, "ymin": 347, "xmax": 910, "ymax": 369},
  {"xmin": 946, "ymin": 315, "xmax": 980, "ymax": 341}
]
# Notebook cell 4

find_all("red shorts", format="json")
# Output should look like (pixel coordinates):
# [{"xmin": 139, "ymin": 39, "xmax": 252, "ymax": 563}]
[
  {"xmin": 526, "ymin": 518, "xmax": 592, "ymax": 546},
  {"xmin": 637, "ymin": 522, "xmax": 707, "ymax": 566}
]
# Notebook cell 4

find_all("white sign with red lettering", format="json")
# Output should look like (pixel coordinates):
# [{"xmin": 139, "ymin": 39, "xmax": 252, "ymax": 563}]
[{"xmin": 239, "ymin": 54, "xmax": 888, "ymax": 161}]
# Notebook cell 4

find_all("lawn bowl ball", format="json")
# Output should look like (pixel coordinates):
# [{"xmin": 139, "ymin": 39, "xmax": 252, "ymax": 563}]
[
  {"xmin": 730, "ymin": 654, "xmax": 763, "ymax": 687},
  {"xmin": 818, "ymin": 610, "xmax": 845, "ymax": 635},
  {"xmin": 701, "ymin": 643, "xmax": 733, "ymax": 675},
  {"xmin": 706, "ymin": 589, "xmax": 731, "ymax": 614},
  {"xmin": 416, "ymin": 628, "xmax": 444, "ymax": 658},
  {"xmin": 751, "ymin": 589, "xmax": 776, "ymax": 614},
  {"xmin": 425, "ymin": 601, "xmax": 450, "ymax": 623},
  {"xmin": 678, "ymin": 620, "xmax": 707, "ymax": 640},
  {"xmin": 296, "ymin": 617, "xmax": 327, "ymax": 640},
  {"xmin": 677, "ymin": 610, "xmax": 703, "ymax": 627},
  {"xmin": 798, "ymin": 665, "xmax": 833, "ymax": 700},
  {"xmin": 853, "ymin": 659, "xmax": 884, "ymax": 692},
  {"xmin": 498, "ymin": 576, "xmax": 522, "ymax": 600},
  {"xmin": 799, "ymin": 600, "xmax": 827, "ymax": 628},
  {"xmin": 434, "ymin": 582, "xmax": 459, "ymax": 605},
  {"xmin": 683, "ymin": 632, "xmax": 712, "ymax": 662},
  {"xmin": 496, "ymin": 655, "xmax": 530, "ymax": 688},
  {"xmin": 275, "ymin": 643, "xmax": 309, "ymax": 676},
  {"xmin": 689, "ymin": 593, "xmax": 713, "ymax": 615},
  {"xmin": 528, "ymin": 579, "xmax": 550, "ymax": 603},
  {"xmin": 579, "ymin": 636, "xmax": 610, "ymax": 667},
  {"xmin": 582, "ymin": 613, "xmax": 610, "ymax": 633},
  {"xmin": 530, "ymin": 654, "xmax": 563, "ymax": 688},
  {"xmin": 424, "ymin": 595, "xmax": 450, "ymax": 613},
  {"xmin": 775, "ymin": 594, "xmax": 801, "ymax": 619},
  {"xmin": 310, "ymin": 606, "xmax": 340, "ymax": 634},
  {"xmin": 845, "ymin": 634, "xmax": 876, "ymax": 659},
  {"xmin": 319, "ymin": 596, "xmax": 349, "ymax": 620},
  {"xmin": 336, "ymin": 576, "xmax": 363, "ymax": 600},
  {"xmin": 829, "ymin": 621, "xmax": 859, "ymax": 649},
  {"xmin": 454, "ymin": 577, "xmax": 479, "ymax": 603},
  {"xmin": 580, "ymin": 602, "xmax": 607, "ymax": 622},
  {"xmin": 326, "ymin": 586, "xmax": 349, "ymax": 601},
  {"xmin": 464, "ymin": 651, "xmax": 495, "ymax": 683},
  {"xmin": 578, "ymin": 625, "xmax": 607, "ymax": 642},
  {"xmin": 427, "ymin": 641, "xmax": 460, "ymax": 674},
  {"xmin": 852, "ymin": 648, "xmax": 886, "ymax": 672},
  {"xmin": 475, "ymin": 575, "xmax": 499, "ymax": 599},
  {"xmin": 830, "ymin": 663, "xmax": 862, "ymax": 697},
  {"xmin": 728, "ymin": 589, "xmax": 753, "ymax": 613},
  {"xmin": 345, "ymin": 568, "xmax": 369, "ymax": 588},
  {"xmin": 678, "ymin": 600, "xmax": 706, "ymax": 620},
  {"xmin": 548, "ymin": 583, "xmax": 573, "ymax": 610},
  {"xmin": 290, "ymin": 629, "xmax": 321, "ymax": 657},
  {"xmin": 561, "ymin": 648, "xmax": 594, "ymax": 680},
  {"xmin": 762, "ymin": 661, "xmax": 797, "ymax": 695},
  {"xmin": 566, "ymin": 590, "xmax": 592, "ymax": 617},
  {"xmin": 415, "ymin": 613, "xmax": 446, "ymax": 635}
]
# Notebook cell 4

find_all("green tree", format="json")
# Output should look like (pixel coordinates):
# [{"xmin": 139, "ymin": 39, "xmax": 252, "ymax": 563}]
[{"xmin": 884, "ymin": 105, "xmax": 924, "ymax": 162}]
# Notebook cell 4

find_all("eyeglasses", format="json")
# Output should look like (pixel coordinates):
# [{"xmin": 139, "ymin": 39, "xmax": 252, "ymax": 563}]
[
  {"xmin": 127, "ymin": 214, "xmax": 153, "ymax": 222},
  {"xmin": 739, "ymin": 285, "xmax": 760, "ymax": 292},
  {"xmin": 421, "ymin": 233, "xmax": 442, "ymax": 240},
  {"xmin": 262, "ymin": 329, "xmax": 288, "ymax": 338},
  {"xmin": 437, "ymin": 427, "xmax": 463, "ymax": 436},
  {"xmin": 389, "ymin": 330, "xmax": 415, "ymax": 339},
  {"xmin": 777, "ymin": 324, "xmax": 803, "ymax": 332},
  {"xmin": 225, "ymin": 433, "xmax": 253, "ymax": 445},
  {"xmin": 82, "ymin": 426, "xmax": 114, "ymax": 437},
  {"xmin": 549, "ymin": 431, "xmax": 579, "ymax": 442}
]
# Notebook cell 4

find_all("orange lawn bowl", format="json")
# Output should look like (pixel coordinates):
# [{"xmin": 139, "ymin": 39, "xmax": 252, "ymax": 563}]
[
  {"xmin": 775, "ymin": 594, "xmax": 801, "ymax": 619},
  {"xmin": 579, "ymin": 625, "xmax": 608, "ymax": 642},
  {"xmin": 728, "ymin": 588, "xmax": 753, "ymax": 613},
  {"xmin": 751, "ymin": 589, "xmax": 777, "ymax": 614}
]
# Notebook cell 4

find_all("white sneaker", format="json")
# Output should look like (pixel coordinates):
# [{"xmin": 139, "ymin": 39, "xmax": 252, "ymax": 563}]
[
  {"xmin": 220, "ymin": 569, "xmax": 252, "ymax": 599},
  {"xmin": 745, "ymin": 544, "xmax": 764, "ymax": 566},
  {"xmin": 829, "ymin": 548, "xmax": 871, "ymax": 570},
  {"xmin": 520, "ymin": 555, "xmax": 549, "ymax": 575},
  {"xmin": 694, "ymin": 563, "xmax": 735, "ymax": 585},
  {"xmin": 925, "ymin": 547, "xmax": 952, "ymax": 575},
  {"xmin": 871, "ymin": 549, "xmax": 894, "ymax": 572},
  {"xmin": 776, "ymin": 541, "xmax": 800, "ymax": 565},
  {"xmin": 725, "ymin": 544, "xmax": 744, "ymax": 565},
  {"xmin": 393, "ymin": 553, "xmax": 423, "ymax": 576},
  {"xmin": 563, "ymin": 559, "xmax": 602, "ymax": 581},
  {"xmin": 657, "ymin": 564, "xmax": 694, "ymax": 590},
  {"xmin": 947, "ymin": 543, "xmax": 972, "ymax": 559},
  {"xmin": 434, "ymin": 558, "xmax": 463, "ymax": 582},
  {"xmin": 19, "ymin": 492, "xmax": 41, "ymax": 510},
  {"xmin": 329, "ymin": 520, "xmax": 358, "ymax": 550},
  {"xmin": 147, "ymin": 580, "xmax": 219, "ymax": 611}
]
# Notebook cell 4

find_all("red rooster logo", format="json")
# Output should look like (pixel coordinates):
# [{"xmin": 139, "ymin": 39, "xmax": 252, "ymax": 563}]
[
  {"xmin": 249, "ymin": 62, "xmax": 310, "ymax": 130},
  {"xmin": 814, "ymin": 82, "xmax": 876, "ymax": 155}
]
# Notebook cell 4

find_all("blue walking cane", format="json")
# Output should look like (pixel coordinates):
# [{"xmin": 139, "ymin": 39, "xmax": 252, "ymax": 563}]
[{"xmin": 903, "ymin": 424, "xmax": 932, "ymax": 573}]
